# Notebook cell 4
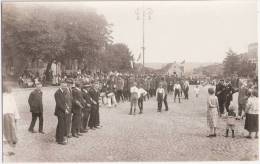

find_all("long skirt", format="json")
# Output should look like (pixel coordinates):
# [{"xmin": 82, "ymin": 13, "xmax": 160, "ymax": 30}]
[
  {"xmin": 207, "ymin": 108, "xmax": 218, "ymax": 128},
  {"xmin": 3, "ymin": 113, "xmax": 18, "ymax": 145},
  {"xmin": 244, "ymin": 113, "xmax": 259, "ymax": 132}
]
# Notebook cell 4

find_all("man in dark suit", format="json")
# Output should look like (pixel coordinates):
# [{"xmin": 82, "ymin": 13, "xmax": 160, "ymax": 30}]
[
  {"xmin": 88, "ymin": 83, "xmax": 101, "ymax": 130},
  {"xmin": 215, "ymin": 79, "xmax": 226, "ymax": 116},
  {"xmin": 81, "ymin": 84, "xmax": 92, "ymax": 132},
  {"xmin": 64, "ymin": 79, "xmax": 73, "ymax": 138},
  {"xmin": 28, "ymin": 83, "xmax": 44, "ymax": 133},
  {"xmin": 54, "ymin": 82, "xmax": 69, "ymax": 145},
  {"xmin": 71, "ymin": 82, "xmax": 85, "ymax": 137}
]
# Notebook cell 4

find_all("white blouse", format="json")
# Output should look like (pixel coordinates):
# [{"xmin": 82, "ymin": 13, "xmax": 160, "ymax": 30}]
[{"xmin": 3, "ymin": 93, "xmax": 20, "ymax": 119}]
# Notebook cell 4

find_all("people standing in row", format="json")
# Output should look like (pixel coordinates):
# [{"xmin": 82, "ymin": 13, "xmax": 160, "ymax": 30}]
[
  {"xmin": 54, "ymin": 82, "xmax": 69, "ymax": 145},
  {"xmin": 88, "ymin": 83, "xmax": 101, "ymax": 129},
  {"xmin": 71, "ymin": 82, "xmax": 85, "ymax": 137},
  {"xmin": 81, "ymin": 85, "xmax": 92, "ymax": 132},
  {"xmin": 64, "ymin": 79, "xmax": 73, "ymax": 138},
  {"xmin": 28, "ymin": 83, "xmax": 44, "ymax": 134}
]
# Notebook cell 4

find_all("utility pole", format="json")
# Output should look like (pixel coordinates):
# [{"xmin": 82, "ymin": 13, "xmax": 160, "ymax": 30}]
[{"xmin": 135, "ymin": 4, "xmax": 153, "ymax": 68}]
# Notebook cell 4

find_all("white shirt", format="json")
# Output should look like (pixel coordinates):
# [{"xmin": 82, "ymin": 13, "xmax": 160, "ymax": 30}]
[
  {"xmin": 3, "ymin": 93, "xmax": 20, "ymax": 120},
  {"xmin": 130, "ymin": 86, "xmax": 139, "ymax": 93},
  {"xmin": 194, "ymin": 87, "xmax": 200, "ymax": 94},
  {"xmin": 156, "ymin": 87, "xmax": 165, "ymax": 99},
  {"xmin": 174, "ymin": 84, "xmax": 181, "ymax": 90},
  {"xmin": 138, "ymin": 88, "xmax": 147, "ymax": 98}
]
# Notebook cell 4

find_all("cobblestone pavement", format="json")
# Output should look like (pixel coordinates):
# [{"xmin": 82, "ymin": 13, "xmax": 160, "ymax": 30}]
[{"xmin": 4, "ymin": 86, "xmax": 259, "ymax": 162}]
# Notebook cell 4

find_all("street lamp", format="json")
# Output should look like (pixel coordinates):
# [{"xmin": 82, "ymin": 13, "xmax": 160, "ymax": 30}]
[{"xmin": 135, "ymin": 5, "xmax": 153, "ymax": 68}]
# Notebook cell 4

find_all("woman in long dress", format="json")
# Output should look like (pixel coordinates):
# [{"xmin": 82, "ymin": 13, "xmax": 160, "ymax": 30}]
[
  {"xmin": 207, "ymin": 87, "xmax": 220, "ymax": 137},
  {"xmin": 3, "ymin": 83, "xmax": 20, "ymax": 156}
]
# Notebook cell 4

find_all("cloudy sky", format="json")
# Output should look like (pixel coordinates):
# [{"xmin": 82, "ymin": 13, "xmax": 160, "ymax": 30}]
[
  {"xmin": 9, "ymin": 0, "xmax": 258, "ymax": 63},
  {"xmin": 83, "ymin": 0, "xmax": 258, "ymax": 63}
]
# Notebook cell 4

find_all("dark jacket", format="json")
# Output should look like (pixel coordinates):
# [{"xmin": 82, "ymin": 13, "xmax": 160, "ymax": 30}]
[
  {"xmin": 72, "ymin": 87, "xmax": 85, "ymax": 114},
  {"xmin": 28, "ymin": 89, "xmax": 43, "ymax": 113},
  {"xmin": 82, "ymin": 89, "xmax": 92, "ymax": 111},
  {"xmin": 64, "ymin": 87, "xmax": 73, "ymax": 112},
  {"xmin": 54, "ymin": 88, "xmax": 68, "ymax": 117},
  {"xmin": 89, "ymin": 88, "xmax": 100, "ymax": 106}
]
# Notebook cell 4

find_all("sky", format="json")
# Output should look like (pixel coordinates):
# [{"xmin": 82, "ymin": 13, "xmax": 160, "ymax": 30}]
[
  {"xmin": 7, "ymin": 0, "xmax": 258, "ymax": 63},
  {"xmin": 82, "ymin": 0, "xmax": 258, "ymax": 63}
]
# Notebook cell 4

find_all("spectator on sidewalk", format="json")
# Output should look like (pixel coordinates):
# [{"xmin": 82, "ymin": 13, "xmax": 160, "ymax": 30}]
[
  {"xmin": 3, "ymin": 83, "xmax": 20, "ymax": 156},
  {"xmin": 207, "ymin": 87, "xmax": 220, "ymax": 137},
  {"xmin": 237, "ymin": 81, "xmax": 249, "ymax": 120},
  {"xmin": 28, "ymin": 83, "xmax": 44, "ymax": 134},
  {"xmin": 244, "ymin": 89, "xmax": 258, "ymax": 139},
  {"xmin": 225, "ymin": 102, "xmax": 236, "ymax": 138}
]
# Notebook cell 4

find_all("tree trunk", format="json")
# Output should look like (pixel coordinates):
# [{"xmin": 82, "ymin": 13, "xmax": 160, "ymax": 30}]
[{"xmin": 45, "ymin": 60, "xmax": 53, "ymax": 82}]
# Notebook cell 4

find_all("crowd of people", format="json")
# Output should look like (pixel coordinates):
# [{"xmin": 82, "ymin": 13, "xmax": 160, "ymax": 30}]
[
  {"xmin": 207, "ymin": 77, "xmax": 258, "ymax": 138},
  {"xmin": 2, "ymin": 71, "xmax": 258, "ymax": 155}
]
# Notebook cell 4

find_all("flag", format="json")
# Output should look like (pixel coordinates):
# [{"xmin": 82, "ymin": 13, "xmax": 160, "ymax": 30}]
[
  {"xmin": 181, "ymin": 60, "xmax": 185, "ymax": 64},
  {"xmin": 136, "ymin": 53, "xmax": 142, "ymax": 62},
  {"xmin": 130, "ymin": 60, "xmax": 134, "ymax": 69}
]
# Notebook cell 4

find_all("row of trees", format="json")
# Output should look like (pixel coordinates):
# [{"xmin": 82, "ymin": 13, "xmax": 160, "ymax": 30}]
[
  {"xmin": 2, "ymin": 3, "xmax": 134, "ymax": 78},
  {"xmin": 223, "ymin": 49, "xmax": 256, "ymax": 77}
]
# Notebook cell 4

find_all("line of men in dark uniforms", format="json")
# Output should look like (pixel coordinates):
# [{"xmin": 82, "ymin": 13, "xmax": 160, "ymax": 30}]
[
  {"xmin": 54, "ymin": 79, "xmax": 101, "ymax": 145},
  {"xmin": 28, "ymin": 79, "xmax": 101, "ymax": 145}
]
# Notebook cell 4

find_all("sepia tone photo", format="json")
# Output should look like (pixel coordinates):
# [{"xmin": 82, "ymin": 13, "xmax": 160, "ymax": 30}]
[{"xmin": 1, "ymin": 0, "xmax": 259, "ymax": 162}]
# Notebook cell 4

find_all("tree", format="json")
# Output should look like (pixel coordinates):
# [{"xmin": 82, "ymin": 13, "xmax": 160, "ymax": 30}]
[
  {"xmin": 2, "ymin": 3, "xmax": 113, "ymax": 78},
  {"xmin": 223, "ymin": 49, "xmax": 240, "ymax": 76},
  {"xmin": 101, "ymin": 43, "xmax": 133, "ymax": 72}
]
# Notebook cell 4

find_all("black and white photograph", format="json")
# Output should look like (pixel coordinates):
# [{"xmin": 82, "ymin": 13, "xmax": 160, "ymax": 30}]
[{"xmin": 1, "ymin": 0, "xmax": 259, "ymax": 162}]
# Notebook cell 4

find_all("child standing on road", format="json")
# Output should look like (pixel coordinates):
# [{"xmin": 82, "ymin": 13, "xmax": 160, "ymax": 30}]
[
  {"xmin": 156, "ymin": 83, "xmax": 165, "ymax": 112},
  {"xmin": 207, "ymin": 87, "xmax": 220, "ymax": 137},
  {"xmin": 225, "ymin": 102, "xmax": 236, "ymax": 138},
  {"xmin": 129, "ymin": 82, "xmax": 139, "ymax": 115},
  {"xmin": 138, "ymin": 84, "xmax": 147, "ymax": 114},
  {"xmin": 194, "ymin": 85, "xmax": 200, "ymax": 97}
]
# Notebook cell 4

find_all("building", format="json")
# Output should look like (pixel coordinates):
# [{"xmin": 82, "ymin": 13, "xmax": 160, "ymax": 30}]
[{"xmin": 159, "ymin": 62, "xmax": 184, "ymax": 77}]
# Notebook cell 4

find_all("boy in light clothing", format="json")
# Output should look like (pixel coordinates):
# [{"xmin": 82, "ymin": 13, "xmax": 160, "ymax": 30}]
[
  {"xmin": 129, "ymin": 82, "xmax": 139, "ymax": 115},
  {"xmin": 138, "ymin": 84, "xmax": 148, "ymax": 114},
  {"xmin": 194, "ymin": 85, "xmax": 200, "ymax": 97},
  {"xmin": 156, "ymin": 83, "xmax": 165, "ymax": 112},
  {"xmin": 225, "ymin": 103, "xmax": 236, "ymax": 138}
]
